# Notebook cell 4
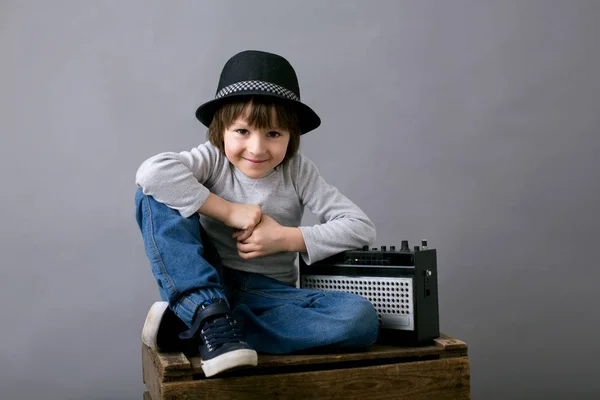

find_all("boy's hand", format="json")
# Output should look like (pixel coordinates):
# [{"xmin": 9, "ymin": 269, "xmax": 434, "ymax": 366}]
[
  {"xmin": 234, "ymin": 215, "xmax": 287, "ymax": 260},
  {"xmin": 225, "ymin": 203, "xmax": 262, "ymax": 241}
]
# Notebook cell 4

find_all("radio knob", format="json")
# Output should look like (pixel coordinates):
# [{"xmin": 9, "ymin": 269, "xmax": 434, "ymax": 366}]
[
  {"xmin": 362, "ymin": 245, "xmax": 369, "ymax": 251},
  {"xmin": 381, "ymin": 246, "xmax": 387, "ymax": 251},
  {"xmin": 401, "ymin": 240, "xmax": 410, "ymax": 252},
  {"xmin": 390, "ymin": 245, "xmax": 396, "ymax": 251}
]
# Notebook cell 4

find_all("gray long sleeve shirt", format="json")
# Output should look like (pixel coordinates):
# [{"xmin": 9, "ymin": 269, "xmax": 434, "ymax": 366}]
[{"xmin": 136, "ymin": 141, "xmax": 376, "ymax": 285}]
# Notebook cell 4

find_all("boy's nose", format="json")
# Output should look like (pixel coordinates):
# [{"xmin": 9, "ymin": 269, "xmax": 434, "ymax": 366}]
[{"xmin": 248, "ymin": 135, "xmax": 266, "ymax": 155}]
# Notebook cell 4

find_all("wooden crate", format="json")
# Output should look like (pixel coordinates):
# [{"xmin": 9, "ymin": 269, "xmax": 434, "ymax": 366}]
[{"xmin": 142, "ymin": 333, "xmax": 470, "ymax": 399}]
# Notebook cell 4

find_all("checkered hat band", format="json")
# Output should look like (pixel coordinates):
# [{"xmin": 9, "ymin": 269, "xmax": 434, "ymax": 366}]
[{"xmin": 215, "ymin": 80, "xmax": 299, "ymax": 102}]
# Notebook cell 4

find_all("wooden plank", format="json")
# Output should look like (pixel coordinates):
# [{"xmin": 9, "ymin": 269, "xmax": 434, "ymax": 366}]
[
  {"xmin": 157, "ymin": 351, "xmax": 192, "ymax": 372},
  {"xmin": 149, "ymin": 334, "xmax": 468, "ymax": 380},
  {"xmin": 256, "ymin": 343, "xmax": 459, "ymax": 366},
  {"xmin": 435, "ymin": 334, "xmax": 468, "ymax": 350},
  {"xmin": 143, "ymin": 344, "xmax": 194, "ymax": 378},
  {"xmin": 184, "ymin": 337, "xmax": 467, "ymax": 375},
  {"xmin": 142, "ymin": 344, "xmax": 165, "ymax": 400},
  {"xmin": 160, "ymin": 357, "xmax": 470, "ymax": 400},
  {"xmin": 184, "ymin": 345, "xmax": 460, "ymax": 378}
]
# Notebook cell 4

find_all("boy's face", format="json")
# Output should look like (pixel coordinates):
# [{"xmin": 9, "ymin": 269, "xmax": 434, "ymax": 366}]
[{"xmin": 223, "ymin": 106, "xmax": 290, "ymax": 179}]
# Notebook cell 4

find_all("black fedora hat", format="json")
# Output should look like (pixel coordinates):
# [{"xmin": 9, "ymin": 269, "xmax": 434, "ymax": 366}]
[{"xmin": 195, "ymin": 50, "xmax": 321, "ymax": 134}]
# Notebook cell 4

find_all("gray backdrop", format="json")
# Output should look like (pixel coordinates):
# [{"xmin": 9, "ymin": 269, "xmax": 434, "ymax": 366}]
[{"xmin": 2, "ymin": 1, "xmax": 599, "ymax": 399}]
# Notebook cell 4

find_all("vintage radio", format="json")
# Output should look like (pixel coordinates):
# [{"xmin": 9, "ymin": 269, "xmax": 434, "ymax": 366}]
[{"xmin": 299, "ymin": 240, "xmax": 439, "ymax": 345}]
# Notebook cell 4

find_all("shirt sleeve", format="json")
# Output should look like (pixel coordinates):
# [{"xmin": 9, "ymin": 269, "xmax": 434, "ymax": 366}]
[
  {"xmin": 135, "ymin": 142, "xmax": 222, "ymax": 218},
  {"xmin": 294, "ymin": 154, "xmax": 377, "ymax": 264}
]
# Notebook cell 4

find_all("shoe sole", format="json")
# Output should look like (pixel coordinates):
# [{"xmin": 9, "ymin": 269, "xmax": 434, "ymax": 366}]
[
  {"xmin": 202, "ymin": 349, "xmax": 258, "ymax": 377},
  {"xmin": 141, "ymin": 301, "xmax": 169, "ymax": 349}
]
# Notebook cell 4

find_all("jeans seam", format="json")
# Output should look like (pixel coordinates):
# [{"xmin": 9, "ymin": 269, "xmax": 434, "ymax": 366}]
[
  {"xmin": 259, "ymin": 304, "xmax": 288, "ymax": 319},
  {"xmin": 310, "ymin": 290, "xmax": 330, "ymax": 307},
  {"xmin": 144, "ymin": 195, "xmax": 180, "ymax": 300}
]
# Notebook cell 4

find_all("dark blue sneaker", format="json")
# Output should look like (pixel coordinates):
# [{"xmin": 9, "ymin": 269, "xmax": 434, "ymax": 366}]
[{"xmin": 180, "ymin": 299, "xmax": 257, "ymax": 377}]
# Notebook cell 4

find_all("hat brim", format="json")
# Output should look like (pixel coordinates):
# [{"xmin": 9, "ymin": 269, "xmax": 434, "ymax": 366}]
[{"xmin": 195, "ymin": 91, "xmax": 321, "ymax": 134}]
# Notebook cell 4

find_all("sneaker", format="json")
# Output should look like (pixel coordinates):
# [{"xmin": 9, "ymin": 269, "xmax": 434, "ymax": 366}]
[
  {"xmin": 141, "ymin": 301, "xmax": 193, "ymax": 353},
  {"xmin": 182, "ymin": 299, "xmax": 257, "ymax": 377}
]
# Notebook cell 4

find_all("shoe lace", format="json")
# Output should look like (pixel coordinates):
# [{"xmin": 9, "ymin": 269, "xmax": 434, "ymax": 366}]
[{"xmin": 201, "ymin": 315, "xmax": 244, "ymax": 351}]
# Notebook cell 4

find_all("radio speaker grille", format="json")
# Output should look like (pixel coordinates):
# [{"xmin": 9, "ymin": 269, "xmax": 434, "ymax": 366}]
[{"xmin": 301, "ymin": 275, "xmax": 415, "ymax": 331}]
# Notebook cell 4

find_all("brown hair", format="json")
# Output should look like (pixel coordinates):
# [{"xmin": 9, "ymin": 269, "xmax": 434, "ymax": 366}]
[{"xmin": 207, "ymin": 96, "xmax": 301, "ymax": 164}]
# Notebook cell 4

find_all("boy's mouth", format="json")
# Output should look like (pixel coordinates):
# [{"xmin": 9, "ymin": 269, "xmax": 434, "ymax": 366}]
[{"xmin": 243, "ymin": 158, "xmax": 268, "ymax": 164}]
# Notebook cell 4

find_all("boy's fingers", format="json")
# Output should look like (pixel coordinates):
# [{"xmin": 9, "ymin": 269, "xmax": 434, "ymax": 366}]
[
  {"xmin": 238, "ymin": 250, "xmax": 260, "ymax": 260},
  {"xmin": 237, "ymin": 241, "xmax": 257, "ymax": 253},
  {"xmin": 233, "ymin": 227, "xmax": 254, "ymax": 236},
  {"xmin": 236, "ymin": 228, "xmax": 254, "ymax": 242}
]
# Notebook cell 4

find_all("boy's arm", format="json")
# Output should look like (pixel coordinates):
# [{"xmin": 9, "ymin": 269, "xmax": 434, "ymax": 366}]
[
  {"xmin": 234, "ymin": 215, "xmax": 306, "ymax": 260},
  {"xmin": 197, "ymin": 192, "xmax": 233, "ymax": 223},
  {"xmin": 281, "ymin": 226, "xmax": 307, "ymax": 253},
  {"xmin": 199, "ymin": 192, "xmax": 261, "ymax": 235},
  {"xmin": 136, "ymin": 143, "xmax": 262, "ymax": 233},
  {"xmin": 294, "ymin": 155, "xmax": 376, "ymax": 264},
  {"xmin": 136, "ymin": 142, "xmax": 221, "ymax": 218}
]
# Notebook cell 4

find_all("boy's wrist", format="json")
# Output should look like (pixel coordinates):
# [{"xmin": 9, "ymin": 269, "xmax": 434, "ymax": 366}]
[
  {"xmin": 281, "ymin": 227, "xmax": 307, "ymax": 253},
  {"xmin": 197, "ymin": 192, "xmax": 233, "ymax": 224}
]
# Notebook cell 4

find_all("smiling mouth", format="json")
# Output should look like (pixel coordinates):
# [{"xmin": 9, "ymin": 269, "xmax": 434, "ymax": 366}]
[{"xmin": 244, "ymin": 158, "xmax": 268, "ymax": 164}]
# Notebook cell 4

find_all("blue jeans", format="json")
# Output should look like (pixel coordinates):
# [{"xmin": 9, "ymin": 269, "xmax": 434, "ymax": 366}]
[{"xmin": 135, "ymin": 189, "xmax": 379, "ymax": 354}]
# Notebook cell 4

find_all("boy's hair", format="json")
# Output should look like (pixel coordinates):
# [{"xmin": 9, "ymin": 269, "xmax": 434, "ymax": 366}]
[{"xmin": 207, "ymin": 96, "xmax": 301, "ymax": 163}]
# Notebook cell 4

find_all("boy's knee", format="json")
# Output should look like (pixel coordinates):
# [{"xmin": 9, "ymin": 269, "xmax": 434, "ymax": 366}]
[
  {"xmin": 135, "ymin": 190, "xmax": 184, "ymax": 221},
  {"xmin": 135, "ymin": 187, "xmax": 144, "ymax": 202},
  {"xmin": 339, "ymin": 294, "xmax": 379, "ymax": 347},
  {"xmin": 135, "ymin": 188, "xmax": 145, "ymax": 228},
  {"xmin": 135, "ymin": 189, "xmax": 159, "ymax": 209}
]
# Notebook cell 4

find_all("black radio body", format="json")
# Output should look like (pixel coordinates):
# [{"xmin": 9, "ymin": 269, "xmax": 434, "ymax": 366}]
[{"xmin": 299, "ymin": 243, "xmax": 440, "ymax": 345}]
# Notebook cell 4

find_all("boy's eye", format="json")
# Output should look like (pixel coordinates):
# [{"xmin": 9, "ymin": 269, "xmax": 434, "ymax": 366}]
[
  {"xmin": 267, "ymin": 131, "xmax": 282, "ymax": 138},
  {"xmin": 235, "ymin": 129, "xmax": 249, "ymax": 135}
]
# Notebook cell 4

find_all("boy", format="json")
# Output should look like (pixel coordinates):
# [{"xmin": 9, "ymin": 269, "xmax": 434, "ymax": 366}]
[{"xmin": 135, "ymin": 50, "xmax": 379, "ymax": 377}]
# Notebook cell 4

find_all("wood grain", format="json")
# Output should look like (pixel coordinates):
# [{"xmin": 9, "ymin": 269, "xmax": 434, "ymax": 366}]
[
  {"xmin": 161, "ymin": 333, "xmax": 468, "ymax": 378},
  {"xmin": 142, "ymin": 333, "xmax": 468, "ymax": 379},
  {"xmin": 142, "ymin": 333, "xmax": 471, "ymax": 399},
  {"xmin": 142, "ymin": 344, "xmax": 163, "ymax": 400},
  {"xmin": 160, "ymin": 357, "xmax": 470, "ymax": 400},
  {"xmin": 157, "ymin": 351, "xmax": 192, "ymax": 371},
  {"xmin": 435, "ymin": 334, "xmax": 468, "ymax": 350}
]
